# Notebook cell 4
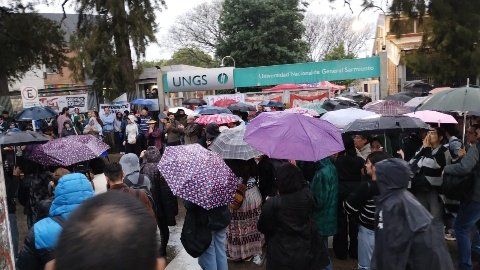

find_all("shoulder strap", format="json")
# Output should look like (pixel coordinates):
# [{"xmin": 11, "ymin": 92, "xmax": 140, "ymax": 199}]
[
  {"xmin": 52, "ymin": 216, "xmax": 65, "ymax": 228},
  {"xmin": 137, "ymin": 174, "xmax": 145, "ymax": 186}
]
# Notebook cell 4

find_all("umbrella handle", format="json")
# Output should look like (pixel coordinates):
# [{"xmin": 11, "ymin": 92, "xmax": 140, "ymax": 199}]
[{"xmin": 463, "ymin": 112, "xmax": 467, "ymax": 144}]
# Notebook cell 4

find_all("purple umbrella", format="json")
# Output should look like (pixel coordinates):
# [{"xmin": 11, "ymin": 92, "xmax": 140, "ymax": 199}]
[
  {"xmin": 244, "ymin": 112, "xmax": 344, "ymax": 161},
  {"xmin": 26, "ymin": 135, "xmax": 109, "ymax": 166},
  {"xmin": 158, "ymin": 144, "xmax": 237, "ymax": 210}
]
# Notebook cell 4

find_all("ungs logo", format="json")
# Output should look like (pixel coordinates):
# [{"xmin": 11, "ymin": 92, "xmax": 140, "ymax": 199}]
[{"xmin": 217, "ymin": 73, "xmax": 229, "ymax": 84}]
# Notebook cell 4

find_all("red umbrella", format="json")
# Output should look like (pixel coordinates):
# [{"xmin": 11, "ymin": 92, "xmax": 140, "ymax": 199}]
[{"xmin": 213, "ymin": 99, "xmax": 237, "ymax": 107}]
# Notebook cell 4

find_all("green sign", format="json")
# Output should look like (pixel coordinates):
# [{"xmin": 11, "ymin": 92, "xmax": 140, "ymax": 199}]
[{"xmin": 233, "ymin": 56, "xmax": 380, "ymax": 87}]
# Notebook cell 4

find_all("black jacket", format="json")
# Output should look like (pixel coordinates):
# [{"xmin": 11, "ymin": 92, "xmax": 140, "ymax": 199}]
[
  {"xmin": 334, "ymin": 153, "xmax": 365, "ymax": 201},
  {"xmin": 258, "ymin": 187, "xmax": 329, "ymax": 270},
  {"xmin": 372, "ymin": 158, "xmax": 454, "ymax": 270}
]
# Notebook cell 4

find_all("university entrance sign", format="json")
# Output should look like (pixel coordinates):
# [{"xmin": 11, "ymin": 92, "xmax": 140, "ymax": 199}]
[
  {"xmin": 233, "ymin": 56, "xmax": 380, "ymax": 87},
  {"xmin": 166, "ymin": 67, "xmax": 234, "ymax": 92}
]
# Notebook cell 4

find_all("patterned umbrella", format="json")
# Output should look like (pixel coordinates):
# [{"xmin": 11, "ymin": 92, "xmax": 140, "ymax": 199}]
[
  {"xmin": 26, "ymin": 135, "xmax": 109, "ymax": 166},
  {"xmin": 158, "ymin": 144, "xmax": 237, "ymax": 209},
  {"xmin": 209, "ymin": 125, "xmax": 263, "ymax": 160},
  {"xmin": 284, "ymin": 107, "xmax": 320, "ymax": 117},
  {"xmin": 363, "ymin": 100, "xmax": 412, "ymax": 115},
  {"xmin": 195, "ymin": 114, "xmax": 239, "ymax": 125}
]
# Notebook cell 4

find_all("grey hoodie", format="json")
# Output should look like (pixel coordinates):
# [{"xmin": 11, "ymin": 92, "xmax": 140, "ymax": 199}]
[
  {"xmin": 119, "ymin": 153, "xmax": 151, "ymax": 190},
  {"xmin": 372, "ymin": 158, "xmax": 453, "ymax": 270}
]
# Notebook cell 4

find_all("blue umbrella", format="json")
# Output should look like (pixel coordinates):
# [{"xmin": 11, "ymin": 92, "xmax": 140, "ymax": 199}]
[
  {"xmin": 15, "ymin": 106, "xmax": 57, "ymax": 121},
  {"xmin": 195, "ymin": 105, "xmax": 232, "ymax": 115},
  {"xmin": 131, "ymin": 99, "xmax": 155, "ymax": 106}
]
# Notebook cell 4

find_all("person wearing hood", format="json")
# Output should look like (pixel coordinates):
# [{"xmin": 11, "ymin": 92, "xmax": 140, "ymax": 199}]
[
  {"xmin": 184, "ymin": 115, "xmax": 202, "ymax": 145},
  {"xmin": 141, "ymin": 147, "xmax": 178, "ymax": 257},
  {"xmin": 371, "ymin": 158, "xmax": 454, "ymax": 270},
  {"xmin": 258, "ymin": 162, "xmax": 329, "ymax": 270},
  {"xmin": 17, "ymin": 173, "xmax": 94, "ymax": 270},
  {"xmin": 199, "ymin": 123, "xmax": 220, "ymax": 149},
  {"xmin": 119, "ymin": 153, "xmax": 151, "ymax": 191},
  {"xmin": 175, "ymin": 109, "xmax": 188, "ymax": 127},
  {"xmin": 124, "ymin": 115, "xmax": 139, "ymax": 155}
]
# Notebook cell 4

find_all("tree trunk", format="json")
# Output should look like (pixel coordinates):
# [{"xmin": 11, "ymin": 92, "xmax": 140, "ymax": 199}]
[
  {"xmin": 0, "ymin": 73, "xmax": 13, "ymax": 113},
  {"xmin": 111, "ymin": 1, "xmax": 136, "ymax": 101}
]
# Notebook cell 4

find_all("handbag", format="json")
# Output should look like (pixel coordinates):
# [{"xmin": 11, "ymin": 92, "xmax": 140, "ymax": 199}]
[
  {"xmin": 230, "ymin": 183, "xmax": 247, "ymax": 210},
  {"xmin": 181, "ymin": 206, "xmax": 212, "ymax": 258}
]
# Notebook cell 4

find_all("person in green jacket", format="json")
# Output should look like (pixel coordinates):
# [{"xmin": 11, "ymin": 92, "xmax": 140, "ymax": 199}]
[{"xmin": 299, "ymin": 157, "xmax": 338, "ymax": 270}]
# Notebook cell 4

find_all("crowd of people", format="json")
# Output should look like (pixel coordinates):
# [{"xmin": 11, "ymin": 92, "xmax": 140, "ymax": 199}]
[{"xmin": 2, "ymin": 103, "xmax": 480, "ymax": 270}]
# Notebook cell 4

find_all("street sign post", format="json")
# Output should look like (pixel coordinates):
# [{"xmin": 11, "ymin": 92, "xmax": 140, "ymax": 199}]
[{"xmin": 21, "ymin": 86, "xmax": 40, "ymax": 109}]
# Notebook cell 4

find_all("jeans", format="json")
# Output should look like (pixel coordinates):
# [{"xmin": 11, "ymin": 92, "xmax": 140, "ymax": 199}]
[
  {"xmin": 9, "ymin": 214, "xmax": 18, "ymax": 258},
  {"xmin": 455, "ymin": 200, "xmax": 480, "ymax": 270},
  {"xmin": 198, "ymin": 229, "xmax": 228, "ymax": 270},
  {"xmin": 322, "ymin": 237, "xmax": 333, "ymax": 270},
  {"xmin": 357, "ymin": 225, "xmax": 375, "ymax": 270}
]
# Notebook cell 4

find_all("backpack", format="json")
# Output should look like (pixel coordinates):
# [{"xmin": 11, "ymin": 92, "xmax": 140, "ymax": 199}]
[
  {"xmin": 440, "ymin": 173, "xmax": 473, "ymax": 201},
  {"xmin": 125, "ymin": 174, "xmax": 156, "ymax": 211},
  {"xmin": 181, "ymin": 204, "xmax": 212, "ymax": 258}
]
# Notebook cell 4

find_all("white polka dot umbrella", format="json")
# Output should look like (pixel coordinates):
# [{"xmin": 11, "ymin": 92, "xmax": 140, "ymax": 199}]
[{"xmin": 26, "ymin": 135, "xmax": 109, "ymax": 166}]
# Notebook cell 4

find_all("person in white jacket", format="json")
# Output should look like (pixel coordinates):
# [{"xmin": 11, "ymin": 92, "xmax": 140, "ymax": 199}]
[{"xmin": 124, "ymin": 115, "xmax": 139, "ymax": 155}]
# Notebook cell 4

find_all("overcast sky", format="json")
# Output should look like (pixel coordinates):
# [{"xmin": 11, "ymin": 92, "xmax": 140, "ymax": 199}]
[{"xmin": 13, "ymin": 0, "xmax": 384, "ymax": 61}]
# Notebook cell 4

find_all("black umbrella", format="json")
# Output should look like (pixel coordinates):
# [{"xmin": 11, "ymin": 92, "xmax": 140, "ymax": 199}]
[
  {"xmin": 321, "ymin": 98, "xmax": 359, "ymax": 111},
  {"xmin": 385, "ymin": 93, "xmax": 414, "ymax": 103},
  {"xmin": 343, "ymin": 115, "xmax": 430, "ymax": 135},
  {"xmin": 15, "ymin": 106, "xmax": 57, "ymax": 121},
  {"xmin": 182, "ymin": 98, "xmax": 207, "ymax": 106},
  {"xmin": 228, "ymin": 102, "xmax": 256, "ymax": 112},
  {"xmin": 0, "ymin": 130, "xmax": 50, "ymax": 146},
  {"xmin": 259, "ymin": 100, "xmax": 284, "ymax": 108}
]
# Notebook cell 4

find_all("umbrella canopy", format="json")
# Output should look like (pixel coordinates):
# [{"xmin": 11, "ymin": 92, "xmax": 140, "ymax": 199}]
[
  {"xmin": 284, "ymin": 107, "xmax": 320, "ymax": 117},
  {"xmin": 209, "ymin": 125, "xmax": 262, "ymax": 160},
  {"xmin": 363, "ymin": 100, "xmax": 412, "ymax": 115},
  {"xmin": 26, "ymin": 135, "xmax": 109, "ymax": 166},
  {"xmin": 158, "ymin": 144, "xmax": 237, "ymax": 209},
  {"xmin": 417, "ymin": 86, "xmax": 480, "ymax": 112},
  {"xmin": 321, "ymin": 98, "xmax": 359, "ymax": 111},
  {"xmin": 404, "ymin": 96, "xmax": 430, "ymax": 108},
  {"xmin": 195, "ymin": 114, "xmax": 240, "ymax": 125},
  {"xmin": 195, "ymin": 105, "xmax": 232, "ymax": 115},
  {"xmin": 321, "ymin": 108, "xmax": 379, "ymax": 129},
  {"xmin": 15, "ymin": 106, "xmax": 57, "ymax": 121},
  {"xmin": 131, "ymin": 99, "xmax": 155, "ymax": 106},
  {"xmin": 343, "ymin": 115, "xmax": 430, "ymax": 135},
  {"xmin": 404, "ymin": 110, "xmax": 458, "ymax": 125},
  {"xmin": 385, "ymin": 93, "xmax": 414, "ymax": 103},
  {"xmin": 213, "ymin": 99, "xmax": 238, "ymax": 108},
  {"xmin": 300, "ymin": 102, "xmax": 328, "ymax": 115},
  {"xmin": 258, "ymin": 100, "xmax": 284, "ymax": 108},
  {"xmin": 0, "ymin": 130, "xmax": 50, "ymax": 146},
  {"xmin": 244, "ymin": 112, "xmax": 344, "ymax": 161},
  {"xmin": 228, "ymin": 102, "xmax": 256, "ymax": 112},
  {"xmin": 429, "ymin": 87, "xmax": 451, "ymax": 95},
  {"xmin": 168, "ymin": 107, "xmax": 195, "ymax": 116},
  {"xmin": 182, "ymin": 98, "xmax": 207, "ymax": 106}
]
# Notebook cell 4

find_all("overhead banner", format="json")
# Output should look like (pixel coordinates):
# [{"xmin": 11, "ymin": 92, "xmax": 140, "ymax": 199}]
[
  {"xmin": 290, "ymin": 92, "xmax": 328, "ymax": 108},
  {"xmin": 39, "ymin": 94, "xmax": 88, "ymax": 112},
  {"xmin": 166, "ymin": 67, "xmax": 234, "ymax": 92},
  {"xmin": 205, "ymin": 93, "xmax": 245, "ymax": 107},
  {"xmin": 99, "ymin": 103, "xmax": 131, "ymax": 118},
  {"xmin": 234, "ymin": 56, "xmax": 380, "ymax": 87}
]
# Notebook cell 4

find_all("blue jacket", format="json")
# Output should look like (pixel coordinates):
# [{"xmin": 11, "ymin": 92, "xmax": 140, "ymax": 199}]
[{"xmin": 17, "ymin": 173, "xmax": 94, "ymax": 270}]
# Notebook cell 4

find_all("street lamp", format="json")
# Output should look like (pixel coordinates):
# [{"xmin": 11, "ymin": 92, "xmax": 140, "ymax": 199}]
[
  {"xmin": 220, "ymin": 55, "xmax": 236, "ymax": 68},
  {"xmin": 220, "ymin": 55, "xmax": 237, "ymax": 93}
]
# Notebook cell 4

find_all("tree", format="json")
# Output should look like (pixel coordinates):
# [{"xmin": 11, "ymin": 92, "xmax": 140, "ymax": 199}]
[
  {"xmin": 324, "ymin": 43, "xmax": 356, "ymax": 85},
  {"xmin": 402, "ymin": 0, "xmax": 480, "ymax": 86},
  {"xmin": 0, "ymin": 3, "xmax": 66, "ymax": 111},
  {"xmin": 303, "ymin": 13, "xmax": 372, "ymax": 61},
  {"xmin": 67, "ymin": 0, "xmax": 166, "ymax": 100},
  {"xmin": 166, "ymin": 47, "xmax": 216, "ymax": 68},
  {"xmin": 168, "ymin": 1, "xmax": 223, "ymax": 54},
  {"xmin": 216, "ymin": 0, "xmax": 309, "ymax": 67}
]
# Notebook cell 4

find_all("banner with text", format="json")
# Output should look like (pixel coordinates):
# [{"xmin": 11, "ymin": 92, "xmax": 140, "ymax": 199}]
[
  {"xmin": 290, "ymin": 92, "xmax": 328, "ymax": 108},
  {"xmin": 99, "ymin": 103, "xmax": 131, "ymax": 118},
  {"xmin": 205, "ymin": 93, "xmax": 245, "ymax": 107},
  {"xmin": 234, "ymin": 57, "xmax": 380, "ymax": 87},
  {"xmin": 39, "ymin": 94, "xmax": 88, "ymax": 112}
]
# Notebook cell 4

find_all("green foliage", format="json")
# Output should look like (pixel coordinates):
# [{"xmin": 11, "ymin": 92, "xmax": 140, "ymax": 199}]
[
  {"xmin": 216, "ymin": 0, "xmax": 309, "ymax": 68},
  {"xmin": 167, "ymin": 47, "xmax": 217, "ymax": 67},
  {"xmin": 323, "ymin": 43, "xmax": 355, "ymax": 86},
  {"xmin": 0, "ymin": 3, "xmax": 66, "ymax": 82},
  {"xmin": 403, "ymin": 0, "xmax": 480, "ymax": 85},
  {"xmin": 68, "ymin": 0, "xmax": 165, "ymax": 100},
  {"xmin": 138, "ymin": 60, "xmax": 169, "ymax": 69}
]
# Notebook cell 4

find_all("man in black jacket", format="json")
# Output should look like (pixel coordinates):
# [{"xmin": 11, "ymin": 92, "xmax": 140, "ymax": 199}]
[{"xmin": 372, "ymin": 158, "xmax": 453, "ymax": 270}]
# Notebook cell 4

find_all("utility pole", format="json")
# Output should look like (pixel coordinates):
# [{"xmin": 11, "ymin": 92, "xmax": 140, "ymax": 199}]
[{"xmin": 155, "ymin": 66, "xmax": 166, "ymax": 112}]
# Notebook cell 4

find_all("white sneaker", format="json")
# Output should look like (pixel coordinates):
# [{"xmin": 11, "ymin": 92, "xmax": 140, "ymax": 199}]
[{"xmin": 252, "ymin": 255, "xmax": 263, "ymax": 265}]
